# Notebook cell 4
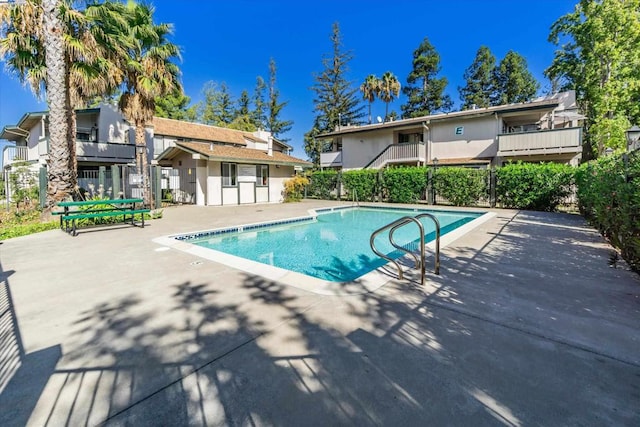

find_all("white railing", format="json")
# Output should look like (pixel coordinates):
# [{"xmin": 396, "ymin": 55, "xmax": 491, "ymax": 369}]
[
  {"xmin": 76, "ymin": 141, "xmax": 135, "ymax": 162},
  {"xmin": 320, "ymin": 151, "xmax": 342, "ymax": 167},
  {"xmin": 2, "ymin": 146, "xmax": 30, "ymax": 168},
  {"xmin": 498, "ymin": 127, "xmax": 582, "ymax": 155},
  {"xmin": 366, "ymin": 142, "xmax": 426, "ymax": 169}
]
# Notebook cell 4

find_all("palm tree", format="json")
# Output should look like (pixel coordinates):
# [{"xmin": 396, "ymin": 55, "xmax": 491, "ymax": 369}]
[
  {"xmin": 360, "ymin": 74, "xmax": 379, "ymax": 124},
  {"xmin": 117, "ymin": 1, "xmax": 180, "ymax": 207},
  {"xmin": 0, "ymin": 0, "xmax": 72, "ymax": 206},
  {"xmin": 42, "ymin": 0, "xmax": 73, "ymax": 206},
  {"xmin": 1, "ymin": 0, "xmax": 129, "ymax": 203},
  {"xmin": 379, "ymin": 71, "xmax": 401, "ymax": 121}
]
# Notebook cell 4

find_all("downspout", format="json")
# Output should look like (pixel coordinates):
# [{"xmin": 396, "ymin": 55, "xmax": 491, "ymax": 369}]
[
  {"xmin": 422, "ymin": 121, "xmax": 431, "ymax": 163},
  {"xmin": 494, "ymin": 112, "xmax": 500, "ymax": 167}
]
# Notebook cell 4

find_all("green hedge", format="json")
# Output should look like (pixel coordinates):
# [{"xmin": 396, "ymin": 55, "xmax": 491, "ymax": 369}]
[
  {"xmin": 433, "ymin": 167, "xmax": 489, "ymax": 206},
  {"xmin": 576, "ymin": 153, "xmax": 639, "ymax": 271},
  {"xmin": 496, "ymin": 162, "xmax": 575, "ymax": 211},
  {"xmin": 307, "ymin": 170, "xmax": 338, "ymax": 199},
  {"xmin": 381, "ymin": 167, "xmax": 427, "ymax": 203},
  {"xmin": 342, "ymin": 170, "xmax": 379, "ymax": 202}
]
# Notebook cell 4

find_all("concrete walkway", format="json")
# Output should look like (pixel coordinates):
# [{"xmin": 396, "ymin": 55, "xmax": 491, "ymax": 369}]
[{"xmin": 0, "ymin": 201, "xmax": 638, "ymax": 426}]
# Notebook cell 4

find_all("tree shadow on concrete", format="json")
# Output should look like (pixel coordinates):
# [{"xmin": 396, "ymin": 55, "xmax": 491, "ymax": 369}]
[
  {"xmin": 2, "ymin": 209, "xmax": 638, "ymax": 425},
  {"xmin": 0, "ymin": 262, "xmax": 62, "ymax": 427}
]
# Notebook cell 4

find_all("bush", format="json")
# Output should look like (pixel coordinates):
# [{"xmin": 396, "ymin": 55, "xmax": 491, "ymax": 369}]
[
  {"xmin": 381, "ymin": 167, "xmax": 427, "ymax": 203},
  {"xmin": 576, "ymin": 153, "xmax": 639, "ymax": 271},
  {"xmin": 307, "ymin": 170, "xmax": 338, "ymax": 199},
  {"xmin": 434, "ymin": 167, "xmax": 489, "ymax": 206},
  {"xmin": 283, "ymin": 175, "xmax": 310, "ymax": 202},
  {"xmin": 496, "ymin": 162, "xmax": 575, "ymax": 211},
  {"xmin": 342, "ymin": 169, "xmax": 379, "ymax": 202}
]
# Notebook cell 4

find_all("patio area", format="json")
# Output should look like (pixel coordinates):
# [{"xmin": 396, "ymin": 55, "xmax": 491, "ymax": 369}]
[{"xmin": 1, "ymin": 200, "xmax": 638, "ymax": 426}]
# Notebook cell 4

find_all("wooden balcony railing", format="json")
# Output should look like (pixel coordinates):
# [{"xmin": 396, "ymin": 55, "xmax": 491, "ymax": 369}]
[{"xmin": 498, "ymin": 127, "xmax": 582, "ymax": 156}]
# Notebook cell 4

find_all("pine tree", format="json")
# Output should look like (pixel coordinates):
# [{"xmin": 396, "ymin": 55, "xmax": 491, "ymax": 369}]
[
  {"xmin": 199, "ymin": 81, "xmax": 235, "ymax": 126},
  {"xmin": 305, "ymin": 22, "xmax": 365, "ymax": 165},
  {"xmin": 266, "ymin": 58, "xmax": 293, "ymax": 141},
  {"xmin": 236, "ymin": 89, "xmax": 251, "ymax": 117},
  {"xmin": 401, "ymin": 37, "xmax": 453, "ymax": 118},
  {"xmin": 252, "ymin": 76, "xmax": 267, "ymax": 130},
  {"xmin": 492, "ymin": 50, "xmax": 539, "ymax": 105},
  {"xmin": 459, "ymin": 46, "xmax": 496, "ymax": 109},
  {"xmin": 155, "ymin": 89, "xmax": 191, "ymax": 120}
]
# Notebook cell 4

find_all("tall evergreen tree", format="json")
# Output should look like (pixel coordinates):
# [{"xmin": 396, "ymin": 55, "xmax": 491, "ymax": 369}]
[
  {"xmin": 401, "ymin": 37, "xmax": 453, "ymax": 118},
  {"xmin": 155, "ymin": 88, "xmax": 191, "ymax": 120},
  {"xmin": 236, "ymin": 89, "xmax": 251, "ymax": 117},
  {"xmin": 379, "ymin": 71, "xmax": 401, "ymax": 121},
  {"xmin": 492, "ymin": 50, "xmax": 539, "ymax": 105},
  {"xmin": 305, "ymin": 22, "xmax": 365, "ymax": 165},
  {"xmin": 199, "ymin": 81, "xmax": 235, "ymax": 126},
  {"xmin": 252, "ymin": 76, "xmax": 267, "ymax": 129},
  {"xmin": 546, "ymin": 0, "xmax": 640, "ymax": 158},
  {"xmin": 266, "ymin": 58, "xmax": 293, "ymax": 141},
  {"xmin": 459, "ymin": 46, "xmax": 496, "ymax": 109}
]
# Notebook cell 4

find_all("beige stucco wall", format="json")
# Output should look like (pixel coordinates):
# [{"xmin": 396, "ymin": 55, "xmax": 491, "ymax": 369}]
[
  {"xmin": 207, "ymin": 162, "xmax": 222, "ymax": 205},
  {"xmin": 268, "ymin": 165, "xmax": 294, "ymax": 203},
  {"xmin": 429, "ymin": 116, "xmax": 499, "ymax": 161},
  {"xmin": 341, "ymin": 129, "xmax": 395, "ymax": 170}
]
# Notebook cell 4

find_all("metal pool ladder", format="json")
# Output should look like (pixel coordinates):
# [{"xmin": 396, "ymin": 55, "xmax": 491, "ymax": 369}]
[{"xmin": 369, "ymin": 213, "xmax": 441, "ymax": 286}]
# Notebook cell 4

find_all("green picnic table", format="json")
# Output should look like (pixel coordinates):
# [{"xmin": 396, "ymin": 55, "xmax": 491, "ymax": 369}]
[{"xmin": 53, "ymin": 198, "xmax": 150, "ymax": 236}]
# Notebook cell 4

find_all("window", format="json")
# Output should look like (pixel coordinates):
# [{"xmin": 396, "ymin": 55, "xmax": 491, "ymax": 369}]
[
  {"xmin": 257, "ymin": 165, "xmax": 268, "ymax": 186},
  {"xmin": 398, "ymin": 132, "xmax": 422, "ymax": 143},
  {"xmin": 222, "ymin": 163, "xmax": 237, "ymax": 186}
]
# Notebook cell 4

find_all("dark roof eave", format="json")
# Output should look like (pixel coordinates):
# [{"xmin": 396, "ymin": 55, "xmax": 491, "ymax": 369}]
[
  {"xmin": 317, "ymin": 99, "xmax": 561, "ymax": 138},
  {"xmin": 207, "ymin": 155, "xmax": 310, "ymax": 167}
]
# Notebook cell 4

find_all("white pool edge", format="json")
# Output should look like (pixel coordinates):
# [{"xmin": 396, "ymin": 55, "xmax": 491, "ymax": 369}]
[{"xmin": 153, "ymin": 206, "xmax": 496, "ymax": 296}]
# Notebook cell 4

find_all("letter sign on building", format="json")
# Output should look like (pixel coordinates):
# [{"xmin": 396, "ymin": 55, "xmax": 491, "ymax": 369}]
[{"xmin": 455, "ymin": 126, "xmax": 464, "ymax": 136}]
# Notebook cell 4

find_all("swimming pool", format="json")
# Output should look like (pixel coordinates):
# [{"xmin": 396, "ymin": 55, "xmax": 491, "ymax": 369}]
[{"xmin": 172, "ymin": 206, "xmax": 484, "ymax": 283}]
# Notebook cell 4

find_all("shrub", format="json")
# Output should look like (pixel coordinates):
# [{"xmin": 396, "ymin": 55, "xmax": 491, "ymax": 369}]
[
  {"xmin": 342, "ymin": 169, "xmax": 379, "ymax": 202},
  {"xmin": 496, "ymin": 162, "xmax": 574, "ymax": 211},
  {"xmin": 433, "ymin": 167, "xmax": 489, "ymax": 206},
  {"xmin": 576, "ymin": 153, "xmax": 639, "ymax": 271},
  {"xmin": 307, "ymin": 170, "xmax": 338, "ymax": 199},
  {"xmin": 381, "ymin": 167, "xmax": 427, "ymax": 203},
  {"xmin": 283, "ymin": 175, "xmax": 310, "ymax": 202}
]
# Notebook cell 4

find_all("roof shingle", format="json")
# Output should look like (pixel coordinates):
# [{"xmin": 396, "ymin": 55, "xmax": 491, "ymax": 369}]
[
  {"xmin": 152, "ymin": 117, "xmax": 265, "ymax": 146},
  {"xmin": 175, "ymin": 141, "xmax": 311, "ymax": 166}
]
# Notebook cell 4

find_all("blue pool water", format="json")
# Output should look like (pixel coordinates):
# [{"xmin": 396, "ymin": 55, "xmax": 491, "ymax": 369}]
[{"xmin": 184, "ymin": 207, "xmax": 481, "ymax": 282}]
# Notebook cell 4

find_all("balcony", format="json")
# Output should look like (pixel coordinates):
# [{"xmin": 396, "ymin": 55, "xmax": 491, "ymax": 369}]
[
  {"xmin": 320, "ymin": 151, "xmax": 342, "ymax": 168},
  {"xmin": 498, "ymin": 127, "xmax": 582, "ymax": 157},
  {"xmin": 2, "ymin": 146, "xmax": 31, "ymax": 169},
  {"xmin": 76, "ymin": 141, "xmax": 135, "ymax": 163}
]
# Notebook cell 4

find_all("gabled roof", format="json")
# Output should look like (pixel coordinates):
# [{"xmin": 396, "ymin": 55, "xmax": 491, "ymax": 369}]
[
  {"xmin": 157, "ymin": 141, "xmax": 311, "ymax": 167},
  {"xmin": 152, "ymin": 117, "xmax": 267, "ymax": 146}
]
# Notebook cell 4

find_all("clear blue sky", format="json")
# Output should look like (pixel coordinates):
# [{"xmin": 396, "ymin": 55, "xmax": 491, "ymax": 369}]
[{"xmin": 0, "ymin": 0, "xmax": 578, "ymax": 158}]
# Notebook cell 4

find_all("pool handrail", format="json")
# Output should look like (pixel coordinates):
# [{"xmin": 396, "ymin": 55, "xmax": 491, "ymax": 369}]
[
  {"xmin": 414, "ymin": 212, "xmax": 441, "ymax": 275},
  {"xmin": 369, "ymin": 212, "xmax": 441, "ymax": 286},
  {"xmin": 370, "ymin": 216, "xmax": 425, "ymax": 286}
]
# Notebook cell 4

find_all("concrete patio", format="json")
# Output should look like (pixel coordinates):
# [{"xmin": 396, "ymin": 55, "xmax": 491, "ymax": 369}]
[{"xmin": 1, "ymin": 200, "xmax": 638, "ymax": 426}]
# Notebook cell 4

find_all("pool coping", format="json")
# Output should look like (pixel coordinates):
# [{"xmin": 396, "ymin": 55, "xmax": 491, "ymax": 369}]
[{"xmin": 152, "ymin": 205, "xmax": 496, "ymax": 296}]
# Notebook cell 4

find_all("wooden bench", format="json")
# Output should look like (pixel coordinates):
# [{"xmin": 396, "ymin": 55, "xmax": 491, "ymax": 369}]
[{"xmin": 54, "ymin": 198, "xmax": 150, "ymax": 236}]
